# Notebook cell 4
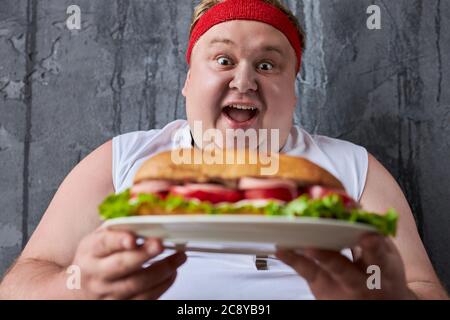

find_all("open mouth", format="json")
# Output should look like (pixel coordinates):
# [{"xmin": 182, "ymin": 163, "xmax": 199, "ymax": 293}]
[{"xmin": 222, "ymin": 105, "xmax": 259, "ymax": 124}]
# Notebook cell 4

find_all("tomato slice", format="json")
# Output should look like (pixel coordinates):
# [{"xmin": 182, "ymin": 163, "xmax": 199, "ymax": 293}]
[
  {"xmin": 155, "ymin": 191, "xmax": 169, "ymax": 199},
  {"xmin": 244, "ymin": 187, "xmax": 297, "ymax": 202},
  {"xmin": 169, "ymin": 185, "xmax": 243, "ymax": 204}
]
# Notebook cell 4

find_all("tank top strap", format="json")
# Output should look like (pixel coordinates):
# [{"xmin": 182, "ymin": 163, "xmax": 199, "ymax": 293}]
[
  {"xmin": 282, "ymin": 125, "xmax": 368, "ymax": 201},
  {"xmin": 112, "ymin": 120, "xmax": 192, "ymax": 193}
]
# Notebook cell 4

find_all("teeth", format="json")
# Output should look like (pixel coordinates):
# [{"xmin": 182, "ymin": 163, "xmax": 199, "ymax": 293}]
[{"xmin": 228, "ymin": 104, "xmax": 257, "ymax": 110}]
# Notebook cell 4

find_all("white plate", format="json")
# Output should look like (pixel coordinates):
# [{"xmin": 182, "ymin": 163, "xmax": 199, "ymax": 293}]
[{"xmin": 102, "ymin": 215, "xmax": 377, "ymax": 255}]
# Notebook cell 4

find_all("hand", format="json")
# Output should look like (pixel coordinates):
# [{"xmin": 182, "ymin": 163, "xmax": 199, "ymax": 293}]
[
  {"xmin": 72, "ymin": 228, "xmax": 186, "ymax": 299},
  {"xmin": 275, "ymin": 233, "xmax": 417, "ymax": 299}
]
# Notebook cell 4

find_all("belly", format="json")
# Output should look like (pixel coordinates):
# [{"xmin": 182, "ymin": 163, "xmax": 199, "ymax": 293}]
[{"xmin": 154, "ymin": 244, "xmax": 316, "ymax": 300}]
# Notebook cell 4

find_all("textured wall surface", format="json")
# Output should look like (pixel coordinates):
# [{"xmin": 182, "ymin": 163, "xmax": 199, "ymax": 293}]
[{"xmin": 0, "ymin": 0, "xmax": 449, "ymax": 290}]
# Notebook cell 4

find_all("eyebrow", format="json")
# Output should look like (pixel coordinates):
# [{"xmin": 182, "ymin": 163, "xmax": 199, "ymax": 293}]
[
  {"xmin": 209, "ymin": 37, "xmax": 284, "ymax": 56},
  {"xmin": 209, "ymin": 37, "xmax": 236, "ymax": 46}
]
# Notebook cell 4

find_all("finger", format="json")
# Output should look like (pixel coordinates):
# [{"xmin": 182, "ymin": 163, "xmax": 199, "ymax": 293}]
[
  {"xmin": 359, "ymin": 233, "xmax": 390, "ymax": 268},
  {"xmin": 351, "ymin": 246, "xmax": 362, "ymax": 262},
  {"xmin": 276, "ymin": 249, "xmax": 323, "ymax": 283},
  {"xmin": 303, "ymin": 248, "xmax": 366, "ymax": 289},
  {"xmin": 131, "ymin": 272, "xmax": 178, "ymax": 300},
  {"xmin": 108, "ymin": 252, "xmax": 187, "ymax": 299},
  {"xmin": 89, "ymin": 229, "xmax": 137, "ymax": 258},
  {"xmin": 97, "ymin": 238, "xmax": 163, "ymax": 280}
]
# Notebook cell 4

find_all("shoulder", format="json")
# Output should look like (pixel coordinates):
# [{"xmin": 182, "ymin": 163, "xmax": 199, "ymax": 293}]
[
  {"xmin": 360, "ymin": 153, "xmax": 403, "ymax": 208},
  {"xmin": 51, "ymin": 139, "xmax": 114, "ymax": 208},
  {"xmin": 71, "ymin": 139, "xmax": 113, "ymax": 189},
  {"xmin": 19, "ymin": 139, "xmax": 114, "ymax": 264}
]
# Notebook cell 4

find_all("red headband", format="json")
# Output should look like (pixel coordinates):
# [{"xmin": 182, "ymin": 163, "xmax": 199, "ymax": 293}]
[{"xmin": 186, "ymin": 0, "xmax": 302, "ymax": 73}]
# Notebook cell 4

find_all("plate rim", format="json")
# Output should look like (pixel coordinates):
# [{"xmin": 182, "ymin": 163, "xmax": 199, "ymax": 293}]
[{"xmin": 102, "ymin": 214, "xmax": 378, "ymax": 233}]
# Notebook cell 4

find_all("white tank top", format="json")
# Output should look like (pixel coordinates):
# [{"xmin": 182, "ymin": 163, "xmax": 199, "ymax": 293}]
[{"xmin": 112, "ymin": 119, "xmax": 368, "ymax": 299}]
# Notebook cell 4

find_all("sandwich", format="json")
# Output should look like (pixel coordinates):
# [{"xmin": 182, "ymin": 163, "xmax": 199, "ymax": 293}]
[{"xmin": 99, "ymin": 148, "xmax": 398, "ymax": 236}]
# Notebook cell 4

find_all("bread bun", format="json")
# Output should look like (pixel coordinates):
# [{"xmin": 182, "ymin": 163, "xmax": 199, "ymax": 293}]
[{"xmin": 133, "ymin": 148, "xmax": 344, "ymax": 190}]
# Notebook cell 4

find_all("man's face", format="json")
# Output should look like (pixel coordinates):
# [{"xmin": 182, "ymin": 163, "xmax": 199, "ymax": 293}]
[{"xmin": 182, "ymin": 20, "xmax": 298, "ymax": 150}]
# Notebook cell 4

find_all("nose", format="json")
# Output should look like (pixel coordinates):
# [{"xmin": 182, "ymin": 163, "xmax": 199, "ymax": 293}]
[{"xmin": 229, "ymin": 62, "xmax": 258, "ymax": 93}]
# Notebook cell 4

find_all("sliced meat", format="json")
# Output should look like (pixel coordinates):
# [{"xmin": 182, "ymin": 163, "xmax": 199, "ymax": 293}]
[
  {"xmin": 307, "ymin": 185, "xmax": 358, "ymax": 208},
  {"xmin": 131, "ymin": 180, "xmax": 173, "ymax": 196},
  {"xmin": 238, "ymin": 177, "xmax": 297, "ymax": 190}
]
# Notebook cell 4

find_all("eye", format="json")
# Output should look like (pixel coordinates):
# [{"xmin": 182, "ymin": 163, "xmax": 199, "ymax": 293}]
[
  {"xmin": 258, "ymin": 61, "xmax": 274, "ymax": 71},
  {"xmin": 217, "ymin": 56, "xmax": 233, "ymax": 66}
]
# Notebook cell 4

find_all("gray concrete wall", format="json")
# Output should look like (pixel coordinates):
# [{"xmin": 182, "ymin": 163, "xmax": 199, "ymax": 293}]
[{"xmin": 1, "ymin": 0, "xmax": 449, "ymax": 291}]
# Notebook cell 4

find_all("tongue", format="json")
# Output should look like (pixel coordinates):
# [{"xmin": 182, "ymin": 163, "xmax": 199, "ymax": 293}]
[{"xmin": 224, "ymin": 107, "xmax": 255, "ymax": 122}]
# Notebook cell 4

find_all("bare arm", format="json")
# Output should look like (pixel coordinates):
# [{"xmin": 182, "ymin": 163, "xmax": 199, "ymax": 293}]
[
  {"xmin": 276, "ymin": 152, "xmax": 448, "ymax": 299},
  {"xmin": 0, "ymin": 140, "xmax": 114, "ymax": 299},
  {"xmin": 0, "ymin": 139, "xmax": 185, "ymax": 300},
  {"xmin": 359, "ymin": 153, "xmax": 448, "ymax": 299}
]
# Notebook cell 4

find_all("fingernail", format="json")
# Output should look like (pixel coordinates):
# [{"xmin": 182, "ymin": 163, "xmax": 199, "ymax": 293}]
[
  {"xmin": 147, "ymin": 240, "xmax": 160, "ymax": 255},
  {"xmin": 122, "ymin": 237, "xmax": 133, "ymax": 250}
]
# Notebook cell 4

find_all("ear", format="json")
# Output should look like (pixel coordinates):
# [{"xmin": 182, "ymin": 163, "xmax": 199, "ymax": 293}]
[{"xmin": 182, "ymin": 69, "xmax": 191, "ymax": 97}]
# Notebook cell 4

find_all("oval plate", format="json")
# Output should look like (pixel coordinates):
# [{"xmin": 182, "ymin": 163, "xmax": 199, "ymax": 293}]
[{"xmin": 102, "ymin": 215, "xmax": 377, "ymax": 254}]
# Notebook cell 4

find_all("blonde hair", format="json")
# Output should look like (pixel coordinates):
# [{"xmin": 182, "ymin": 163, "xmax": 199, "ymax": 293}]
[{"xmin": 190, "ymin": 0, "xmax": 305, "ymax": 50}]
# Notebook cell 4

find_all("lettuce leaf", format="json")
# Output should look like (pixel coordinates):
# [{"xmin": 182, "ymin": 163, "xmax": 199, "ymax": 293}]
[
  {"xmin": 98, "ymin": 189, "xmax": 133, "ymax": 219},
  {"xmin": 284, "ymin": 194, "xmax": 398, "ymax": 236},
  {"xmin": 98, "ymin": 189, "xmax": 398, "ymax": 236}
]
